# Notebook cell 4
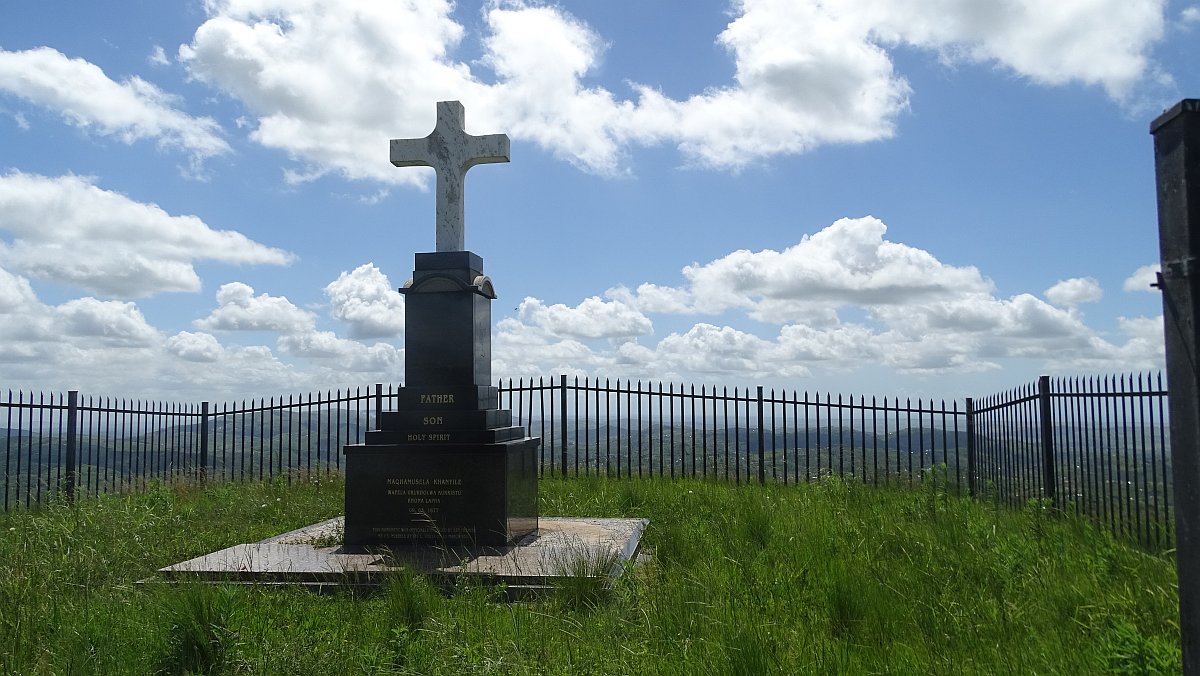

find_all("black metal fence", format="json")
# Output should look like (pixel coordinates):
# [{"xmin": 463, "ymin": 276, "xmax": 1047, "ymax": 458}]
[
  {"xmin": 0, "ymin": 373, "xmax": 1173, "ymax": 548},
  {"xmin": 0, "ymin": 387, "xmax": 379, "ymax": 509},
  {"xmin": 972, "ymin": 374, "xmax": 1172, "ymax": 549},
  {"xmin": 499, "ymin": 376, "xmax": 969, "ymax": 490}
]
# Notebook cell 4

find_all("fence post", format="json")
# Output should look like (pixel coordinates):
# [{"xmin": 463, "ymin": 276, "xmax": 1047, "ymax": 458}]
[
  {"xmin": 559, "ymin": 375, "xmax": 568, "ymax": 479},
  {"xmin": 199, "ymin": 401, "xmax": 209, "ymax": 484},
  {"xmin": 757, "ymin": 386, "xmax": 765, "ymax": 485},
  {"xmin": 1152, "ymin": 98, "xmax": 1200, "ymax": 675},
  {"xmin": 1037, "ymin": 376, "xmax": 1057, "ymax": 504},
  {"xmin": 64, "ymin": 390, "xmax": 78, "ymax": 503},
  {"xmin": 375, "ymin": 383, "xmax": 383, "ymax": 426},
  {"xmin": 965, "ymin": 397, "xmax": 976, "ymax": 498}
]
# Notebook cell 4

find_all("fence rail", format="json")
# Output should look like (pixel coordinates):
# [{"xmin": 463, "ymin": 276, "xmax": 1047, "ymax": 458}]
[{"xmin": 0, "ymin": 373, "xmax": 1173, "ymax": 548}]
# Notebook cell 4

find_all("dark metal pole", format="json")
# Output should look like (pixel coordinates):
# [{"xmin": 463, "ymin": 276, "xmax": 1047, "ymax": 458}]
[
  {"xmin": 1037, "ymin": 375, "xmax": 1057, "ymax": 503},
  {"xmin": 199, "ymin": 401, "xmax": 209, "ymax": 484},
  {"xmin": 965, "ymin": 397, "xmax": 976, "ymax": 498},
  {"xmin": 757, "ymin": 386, "xmax": 766, "ymax": 485},
  {"xmin": 1151, "ymin": 98, "xmax": 1200, "ymax": 675},
  {"xmin": 64, "ymin": 390, "xmax": 78, "ymax": 503},
  {"xmin": 375, "ymin": 383, "xmax": 383, "ymax": 426},
  {"xmin": 560, "ymin": 374, "xmax": 568, "ymax": 479}
]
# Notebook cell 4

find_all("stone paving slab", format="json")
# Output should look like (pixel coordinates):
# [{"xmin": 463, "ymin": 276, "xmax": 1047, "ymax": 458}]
[{"xmin": 155, "ymin": 517, "xmax": 648, "ymax": 593}]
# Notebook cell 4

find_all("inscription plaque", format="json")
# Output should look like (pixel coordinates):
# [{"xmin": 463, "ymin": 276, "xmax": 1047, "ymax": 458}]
[{"xmin": 344, "ymin": 443, "xmax": 537, "ymax": 546}]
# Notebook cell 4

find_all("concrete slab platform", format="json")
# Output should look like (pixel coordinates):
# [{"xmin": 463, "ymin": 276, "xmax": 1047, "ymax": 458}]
[{"xmin": 154, "ymin": 517, "xmax": 648, "ymax": 595}]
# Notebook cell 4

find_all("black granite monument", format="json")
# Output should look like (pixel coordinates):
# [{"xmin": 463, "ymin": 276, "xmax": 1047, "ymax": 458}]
[{"xmin": 343, "ymin": 101, "xmax": 539, "ymax": 548}]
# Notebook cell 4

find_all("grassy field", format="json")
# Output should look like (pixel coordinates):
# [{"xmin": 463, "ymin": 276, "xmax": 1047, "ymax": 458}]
[{"xmin": 0, "ymin": 470, "xmax": 1181, "ymax": 674}]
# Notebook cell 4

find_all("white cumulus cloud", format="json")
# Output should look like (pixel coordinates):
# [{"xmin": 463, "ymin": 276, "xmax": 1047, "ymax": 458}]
[
  {"xmin": 1123, "ymin": 264, "xmax": 1160, "ymax": 292},
  {"xmin": 516, "ymin": 296, "xmax": 653, "ymax": 340},
  {"xmin": 1045, "ymin": 277, "xmax": 1103, "ymax": 307},
  {"xmin": 0, "ymin": 46, "xmax": 229, "ymax": 165},
  {"xmin": 0, "ymin": 265, "xmax": 37, "ymax": 312},
  {"xmin": 278, "ymin": 330, "xmax": 401, "ymax": 373},
  {"xmin": 0, "ymin": 266, "xmax": 398, "ymax": 399},
  {"xmin": 54, "ymin": 298, "xmax": 159, "ymax": 346},
  {"xmin": 0, "ymin": 172, "xmax": 294, "ymax": 297},
  {"xmin": 166, "ymin": 331, "xmax": 224, "ymax": 362},
  {"xmin": 175, "ymin": 0, "xmax": 1166, "ymax": 180},
  {"xmin": 493, "ymin": 315, "xmax": 604, "ymax": 377},
  {"xmin": 494, "ymin": 215, "xmax": 1162, "ymax": 382},
  {"xmin": 195, "ymin": 282, "xmax": 315, "ymax": 334},
  {"xmin": 179, "ymin": 0, "xmax": 479, "ymax": 185},
  {"xmin": 324, "ymin": 263, "xmax": 404, "ymax": 338},
  {"xmin": 149, "ymin": 45, "xmax": 170, "ymax": 66},
  {"xmin": 656, "ymin": 323, "xmax": 804, "ymax": 377},
  {"xmin": 617, "ymin": 216, "xmax": 991, "ymax": 323},
  {"xmin": 855, "ymin": 0, "xmax": 1164, "ymax": 99},
  {"xmin": 606, "ymin": 283, "xmax": 693, "ymax": 315}
]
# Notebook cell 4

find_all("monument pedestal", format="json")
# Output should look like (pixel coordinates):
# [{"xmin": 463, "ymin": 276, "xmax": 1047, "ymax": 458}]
[{"xmin": 343, "ymin": 252, "xmax": 539, "ymax": 548}]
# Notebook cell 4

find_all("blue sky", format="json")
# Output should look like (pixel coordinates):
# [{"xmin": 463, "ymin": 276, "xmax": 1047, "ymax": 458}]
[{"xmin": 0, "ymin": 0, "xmax": 1195, "ymax": 402}]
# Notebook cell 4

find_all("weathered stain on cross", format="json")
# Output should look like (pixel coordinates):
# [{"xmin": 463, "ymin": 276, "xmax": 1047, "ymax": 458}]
[{"xmin": 390, "ymin": 101, "xmax": 510, "ymax": 252}]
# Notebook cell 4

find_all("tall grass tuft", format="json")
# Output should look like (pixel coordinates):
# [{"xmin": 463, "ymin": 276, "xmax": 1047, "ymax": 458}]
[
  {"xmin": 384, "ymin": 567, "xmax": 437, "ymax": 631},
  {"xmin": 550, "ymin": 543, "xmax": 624, "ymax": 611},
  {"xmin": 155, "ymin": 584, "xmax": 240, "ymax": 674}
]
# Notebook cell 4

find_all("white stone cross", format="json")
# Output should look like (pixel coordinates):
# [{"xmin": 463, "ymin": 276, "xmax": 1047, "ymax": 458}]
[{"xmin": 390, "ymin": 101, "xmax": 510, "ymax": 252}]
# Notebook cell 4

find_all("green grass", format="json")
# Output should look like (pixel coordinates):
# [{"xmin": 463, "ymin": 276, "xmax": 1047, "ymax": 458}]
[{"xmin": 0, "ymin": 470, "xmax": 1181, "ymax": 674}]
